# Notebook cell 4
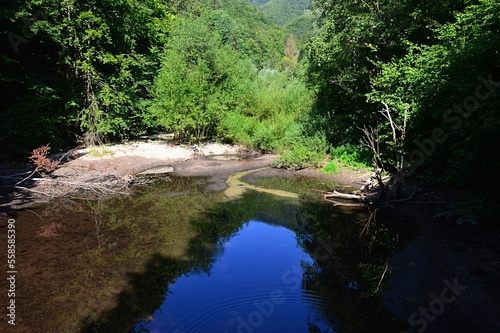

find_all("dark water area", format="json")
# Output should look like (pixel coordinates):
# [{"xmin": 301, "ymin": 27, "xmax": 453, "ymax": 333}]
[{"xmin": 0, "ymin": 175, "xmax": 416, "ymax": 333}]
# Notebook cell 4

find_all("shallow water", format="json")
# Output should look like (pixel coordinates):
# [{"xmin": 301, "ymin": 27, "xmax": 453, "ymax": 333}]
[{"xmin": 0, "ymin": 175, "xmax": 413, "ymax": 333}]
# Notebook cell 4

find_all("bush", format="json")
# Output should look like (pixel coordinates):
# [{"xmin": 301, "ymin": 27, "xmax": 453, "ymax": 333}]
[
  {"xmin": 330, "ymin": 145, "xmax": 372, "ymax": 169},
  {"xmin": 321, "ymin": 161, "xmax": 339, "ymax": 174},
  {"xmin": 217, "ymin": 67, "xmax": 315, "ymax": 154},
  {"xmin": 218, "ymin": 111, "xmax": 255, "ymax": 144},
  {"xmin": 272, "ymin": 145, "xmax": 322, "ymax": 170},
  {"xmin": 272, "ymin": 130, "xmax": 328, "ymax": 170},
  {"xmin": 250, "ymin": 122, "xmax": 278, "ymax": 151}
]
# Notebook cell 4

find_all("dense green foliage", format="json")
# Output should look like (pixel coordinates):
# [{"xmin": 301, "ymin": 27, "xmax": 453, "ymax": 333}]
[
  {"xmin": 1, "ymin": 0, "xmax": 176, "ymax": 155},
  {"xmin": 308, "ymin": 0, "xmax": 500, "ymax": 220},
  {"xmin": 371, "ymin": 1, "xmax": 500, "ymax": 220},
  {"xmin": 1, "ymin": 0, "xmax": 309, "ymax": 158},
  {"xmin": 216, "ymin": 0, "xmax": 287, "ymax": 67},
  {"xmin": 284, "ymin": 10, "xmax": 314, "ymax": 46},
  {"xmin": 1, "ymin": 0, "xmax": 499, "ymax": 220},
  {"xmin": 320, "ymin": 161, "xmax": 339, "ymax": 174},
  {"xmin": 145, "ymin": 16, "xmax": 250, "ymax": 140},
  {"xmin": 249, "ymin": 0, "xmax": 314, "ymax": 47},
  {"xmin": 249, "ymin": 0, "xmax": 311, "ymax": 26},
  {"xmin": 330, "ymin": 145, "xmax": 372, "ymax": 170},
  {"xmin": 308, "ymin": 0, "xmax": 476, "ymax": 143}
]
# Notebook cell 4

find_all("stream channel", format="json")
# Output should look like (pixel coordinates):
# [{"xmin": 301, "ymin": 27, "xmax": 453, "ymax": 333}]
[{"xmin": 2, "ymin": 169, "xmax": 416, "ymax": 332}]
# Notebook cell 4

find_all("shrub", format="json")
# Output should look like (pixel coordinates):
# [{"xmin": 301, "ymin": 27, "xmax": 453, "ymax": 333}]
[
  {"xmin": 272, "ymin": 135, "xmax": 327, "ymax": 170},
  {"xmin": 29, "ymin": 144, "xmax": 58, "ymax": 173},
  {"xmin": 218, "ymin": 111, "xmax": 255, "ymax": 144},
  {"xmin": 250, "ymin": 122, "xmax": 278, "ymax": 151},
  {"xmin": 271, "ymin": 146, "xmax": 320, "ymax": 170},
  {"xmin": 330, "ymin": 144, "xmax": 372, "ymax": 169},
  {"xmin": 321, "ymin": 161, "xmax": 339, "ymax": 174}
]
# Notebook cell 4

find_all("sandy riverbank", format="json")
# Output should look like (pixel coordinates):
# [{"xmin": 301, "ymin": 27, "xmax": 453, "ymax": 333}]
[{"xmin": 0, "ymin": 141, "xmax": 370, "ymax": 214}]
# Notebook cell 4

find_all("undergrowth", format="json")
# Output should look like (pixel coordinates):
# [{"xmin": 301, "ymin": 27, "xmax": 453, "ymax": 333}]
[
  {"xmin": 330, "ymin": 145, "xmax": 371, "ymax": 170},
  {"xmin": 321, "ymin": 161, "xmax": 339, "ymax": 174}
]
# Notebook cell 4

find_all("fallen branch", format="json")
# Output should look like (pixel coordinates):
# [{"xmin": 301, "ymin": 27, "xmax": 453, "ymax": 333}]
[
  {"xmin": 15, "ymin": 186, "xmax": 56, "ymax": 198},
  {"xmin": 15, "ymin": 170, "xmax": 40, "ymax": 185},
  {"xmin": 10, "ymin": 172, "xmax": 138, "ymax": 199},
  {"xmin": 25, "ymin": 209, "xmax": 45, "ymax": 221},
  {"xmin": 324, "ymin": 190, "xmax": 366, "ymax": 201},
  {"xmin": 0, "ymin": 171, "xmax": 32, "ymax": 178},
  {"xmin": 324, "ymin": 199, "xmax": 366, "ymax": 207}
]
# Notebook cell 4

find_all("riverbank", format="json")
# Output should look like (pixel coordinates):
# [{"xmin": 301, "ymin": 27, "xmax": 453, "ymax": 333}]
[{"xmin": 0, "ymin": 141, "xmax": 370, "ymax": 215}]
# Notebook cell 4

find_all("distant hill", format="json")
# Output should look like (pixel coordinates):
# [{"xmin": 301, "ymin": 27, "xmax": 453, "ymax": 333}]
[
  {"xmin": 218, "ymin": 0, "xmax": 287, "ymax": 66},
  {"xmin": 284, "ymin": 11, "xmax": 314, "ymax": 46},
  {"xmin": 248, "ymin": 0, "xmax": 312, "ymax": 26}
]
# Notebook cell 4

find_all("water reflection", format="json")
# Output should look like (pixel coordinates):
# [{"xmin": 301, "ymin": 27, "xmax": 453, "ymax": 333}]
[
  {"xmin": 136, "ymin": 222, "xmax": 330, "ymax": 333},
  {"xmin": 296, "ymin": 202, "xmax": 415, "ymax": 332},
  {"xmin": 1, "ymin": 175, "xmax": 413, "ymax": 333}
]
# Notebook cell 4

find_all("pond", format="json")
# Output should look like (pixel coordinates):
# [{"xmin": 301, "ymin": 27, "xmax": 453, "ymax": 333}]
[{"xmin": 1, "ymin": 174, "xmax": 414, "ymax": 332}]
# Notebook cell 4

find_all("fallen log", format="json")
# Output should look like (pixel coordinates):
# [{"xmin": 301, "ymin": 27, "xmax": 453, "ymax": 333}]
[{"xmin": 324, "ymin": 190, "xmax": 367, "ymax": 201}]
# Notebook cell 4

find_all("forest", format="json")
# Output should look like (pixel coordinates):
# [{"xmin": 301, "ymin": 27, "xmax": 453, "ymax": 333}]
[{"xmin": 1, "ymin": 0, "xmax": 499, "ymax": 222}]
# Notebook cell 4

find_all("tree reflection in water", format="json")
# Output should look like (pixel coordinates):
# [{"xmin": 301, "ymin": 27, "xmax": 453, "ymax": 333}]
[{"xmin": 11, "ymin": 175, "xmax": 415, "ymax": 332}]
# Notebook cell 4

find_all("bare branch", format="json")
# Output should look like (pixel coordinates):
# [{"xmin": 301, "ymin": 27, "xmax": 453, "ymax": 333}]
[
  {"xmin": 360, "ymin": 208, "xmax": 378, "ymax": 237},
  {"xmin": 380, "ymin": 102, "xmax": 399, "ymax": 148},
  {"xmin": 374, "ymin": 263, "xmax": 389, "ymax": 294},
  {"xmin": 15, "ymin": 186, "xmax": 56, "ymax": 198}
]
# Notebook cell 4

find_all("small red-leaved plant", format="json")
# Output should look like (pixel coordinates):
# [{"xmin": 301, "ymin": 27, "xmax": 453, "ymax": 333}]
[{"xmin": 29, "ymin": 144, "xmax": 58, "ymax": 174}]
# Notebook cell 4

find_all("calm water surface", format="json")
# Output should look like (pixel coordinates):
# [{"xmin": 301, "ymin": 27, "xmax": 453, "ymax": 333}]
[
  {"xmin": 0, "ymin": 175, "xmax": 413, "ymax": 333},
  {"xmin": 137, "ymin": 221, "xmax": 330, "ymax": 333}
]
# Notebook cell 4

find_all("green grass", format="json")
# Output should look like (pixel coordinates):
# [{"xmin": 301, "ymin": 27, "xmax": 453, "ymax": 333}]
[
  {"xmin": 87, "ymin": 148, "xmax": 115, "ymax": 157},
  {"xmin": 321, "ymin": 161, "xmax": 339, "ymax": 174}
]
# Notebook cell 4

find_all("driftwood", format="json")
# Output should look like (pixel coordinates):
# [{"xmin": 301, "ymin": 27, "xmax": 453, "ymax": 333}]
[
  {"xmin": 324, "ymin": 190, "xmax": 367, "ymax": 201},
  {"xmin": 14, "ymin": 185, "xmax": 56, "ymax": 198},
  {"xmin": 2, "ymin": 172, "xmax": 146, "ymax": 199},
  {"xmin": 324, "ymin": 199, "xmax": 366, "ymax": 207},
  {"xmin": 361, "ymin": 173, "xmax": 390, "ymax": 191},
  {"xmin": 321, "ymin": 182, "xmax": 449, "ymax": 208}
]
